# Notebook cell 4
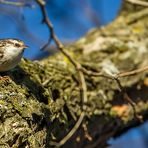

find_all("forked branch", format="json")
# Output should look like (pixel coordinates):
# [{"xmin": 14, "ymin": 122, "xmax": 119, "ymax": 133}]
[{"xmin": 36, "ymin": 0, "xmax": 87, "ymax": 146}]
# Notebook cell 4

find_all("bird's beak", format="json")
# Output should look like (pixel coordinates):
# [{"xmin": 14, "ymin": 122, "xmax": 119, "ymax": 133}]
[{"xmin": 23, "ymin": 45, "xmax": 29, "ymax": 49}]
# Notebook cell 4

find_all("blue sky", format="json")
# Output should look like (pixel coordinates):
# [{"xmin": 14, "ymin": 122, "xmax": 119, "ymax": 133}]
[{"xmin": 0, "ymin": 0, "xmax": 121, "ymax": 59}]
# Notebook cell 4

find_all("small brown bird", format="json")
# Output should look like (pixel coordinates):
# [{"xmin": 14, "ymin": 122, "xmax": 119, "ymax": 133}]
[{"xmin": 0, "ymin": 39, "xmax": 28, "ymax": 72}]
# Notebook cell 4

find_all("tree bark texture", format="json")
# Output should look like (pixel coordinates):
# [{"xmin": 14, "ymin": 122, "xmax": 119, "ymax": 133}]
[{"xmin": 0, "ymin": 1, "xmax": 148, "ymax": 148}]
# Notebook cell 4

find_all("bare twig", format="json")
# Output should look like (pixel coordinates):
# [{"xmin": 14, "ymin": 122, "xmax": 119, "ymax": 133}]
[
  {"xmin": 114, "ymin": 77, "xmax": 143, "ymax": 122},
  {"xmin": 81, "ymin": 67, "xmax": 114, "ymax": 79},
  {"xmin": 116, "ymin": 65, "xmax": 147, "ymax": 122},
  {"xmin": 82, "ymin": 65, "xmax": 148, "ymax": 79},
  {"xmin": 0, "ymin": 0, "xmax": 32, "ymax": 7},
  {"xmin": 117, "ymin": 65, "xmax": 148, "ymax": 78},
  {"xmin": 50, "ymin": 112, "xmax": 85, "ymax": 147},
  {"xmin": 36, "ymin": 0, "xmax": 87, "ymax": 146},
  {"xmin": 35, "ymin": 0, "xmax": 147, "ymax": 144},
  {"xmin": 82, "ymin": 65, "xmax": 147, "ymax": 122},
  {"xmin": 126, "ymin": 0, "xmax": 148, "ymax": 7}
]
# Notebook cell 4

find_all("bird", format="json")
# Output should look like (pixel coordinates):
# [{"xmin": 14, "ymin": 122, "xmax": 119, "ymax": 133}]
[{"xmin": 0, "ymin": 38, "xmax": 28, "ymax": 72}]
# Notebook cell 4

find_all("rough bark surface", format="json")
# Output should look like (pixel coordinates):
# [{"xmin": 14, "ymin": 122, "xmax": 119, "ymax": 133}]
[{"xmin": 0, "ymin": 1, "xmax": 148, "ymax": 148}]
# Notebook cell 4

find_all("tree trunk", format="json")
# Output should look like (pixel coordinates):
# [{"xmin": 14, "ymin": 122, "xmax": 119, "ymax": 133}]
[{"xmin": 0, "ymin": 1, "xmax": 148, "ymax": 148}]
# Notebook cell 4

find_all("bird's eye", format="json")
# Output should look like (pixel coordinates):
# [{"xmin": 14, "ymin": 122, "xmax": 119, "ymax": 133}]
[{"xmin": 15, "ymin": 43, "xmax": 20, "ymax": 47}]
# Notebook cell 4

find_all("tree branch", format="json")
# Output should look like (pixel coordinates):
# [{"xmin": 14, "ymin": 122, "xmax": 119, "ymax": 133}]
[
  {"xmin": 0, "ymin": 0, "xmax": 33, "ymax": 7},
  {"xmin": 35, "ymin": 0, "xmax": 87, "ymax": 146},
  {"xmin": 126, "ymin": 0, "xmax": 148, "ymax": 7}
]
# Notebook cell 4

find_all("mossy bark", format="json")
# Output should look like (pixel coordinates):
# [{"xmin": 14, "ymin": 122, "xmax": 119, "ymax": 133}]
[{"xmin": 0, "ymin": 2, "xmax": 148, "ymax": 148}]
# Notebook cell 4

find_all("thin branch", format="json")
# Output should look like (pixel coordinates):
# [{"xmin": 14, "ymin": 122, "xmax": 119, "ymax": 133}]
[
  {"xmin": 50, "ymin": 112, "xmax": 85, "ymax": 147},
  {"xmin": 116, "ymin": 66, "xmax": 147, "ymax": 122},
  {"xmin": 36, "ymin": 0, "xmax": 87, "ymax": 146},
  {"xmin": 82, "ymin": 65, "xmax": 148, "ymax": 79},
  {"xmin": 0, "ymin": 0, "xmax": 33, "ymax": 7},
  {"xmin": 126, "ymin": 0, "xmax": 148, "ymax": 7},
  {"xmin": 81, "ymin": 67, "xmax": 114, "ymax": 80},
  {"xmin": 35, "ymin": 0, "xmax": 147, "ymax": 144},
  {"xmin": 117, "ymin": 65, "xmax": 148, "ymax": 78},
  {"xmin": 114, "ymin": 78, "xmax": 143, "ymax": 122},
  {"xmin": 82, "ymin": 65, "xmax": 147, "ymax": 122}
]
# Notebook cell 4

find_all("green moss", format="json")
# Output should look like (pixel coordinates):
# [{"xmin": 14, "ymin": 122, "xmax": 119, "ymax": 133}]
[{"xmin": 0, "ymin": 6, "xmax": 148, "ymax": 147}]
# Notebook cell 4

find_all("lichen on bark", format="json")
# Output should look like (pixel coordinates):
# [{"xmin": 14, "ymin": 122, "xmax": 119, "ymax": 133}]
[{"xmin": 0, "ymin": 2, "xmax": 148, "ymax": 148}]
